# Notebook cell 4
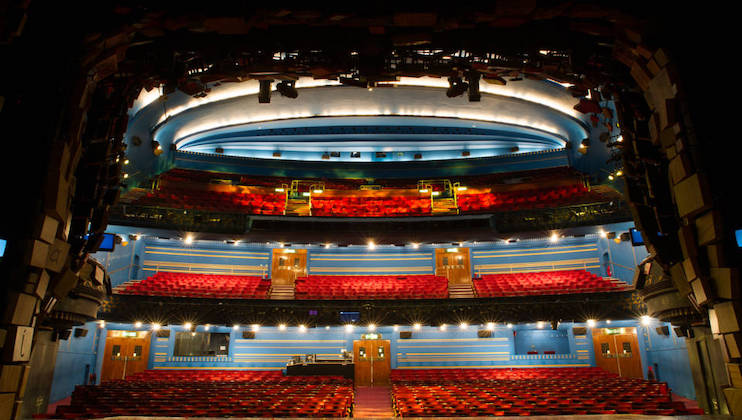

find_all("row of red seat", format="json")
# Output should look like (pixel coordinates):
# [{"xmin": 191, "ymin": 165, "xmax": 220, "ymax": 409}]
[
  {"xmin": 295, "ymin": 275, "xmax": 449, "ymax": 299},
  {"xmin": 457, "ymin": 184, "xmax": 588, "ymax": 213},
  {"xmin": 135, "ymin": 186, "xmax": 286, "ymax": 214},
  {"xmin": 473, "ymin": 269, "xmax": 631, "ymax": 297},
  {"xmin": 391, "ymin": 368, "xmax": 703, "ymax": 416},
  {"xmin": 53, "ymin": 370, "xmax": 353, "ymax": 419},
  {"xmin": 119, "ymin": 272, "xmax": 271, "ymax": 299},
  {"xmin": 310, "ymin": 196, "xmax": 432, "ymax": 217}
]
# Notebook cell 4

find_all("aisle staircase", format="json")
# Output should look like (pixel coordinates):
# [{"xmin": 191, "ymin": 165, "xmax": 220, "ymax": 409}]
[
  {"xmin": 354, "ymin": 386, "xmax": 393, "ymax": 418},
  {"xmin": 449, "ymin": 283, "xmax": 475, "ymax": 298},
  {"xmin": 431, "ymin": 197, "xmax": 459, "ymax": 215},
  {"xmin": 270, "ymin": 284, "xmax": 295, "ymax": 299}
]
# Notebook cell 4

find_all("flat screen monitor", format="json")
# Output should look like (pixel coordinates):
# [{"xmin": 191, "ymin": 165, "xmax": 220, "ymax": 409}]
[
  {"xmin": 736, "ymin": 229, "xmax": 742, "ymax": 247},
  {"xmin": 0, "ymin": 238, "xmax": 6, "ymax": 257},
  {"xmin": 629, "ymin": 228, "xmax": 644, "ymax": 246},
  {"xmin": 339, "ymin": 311, "xmax": 360, "ymax": 323},
  {"xmin": 85, "ymin": 233, "xmax": 116, "ymax": 252}
]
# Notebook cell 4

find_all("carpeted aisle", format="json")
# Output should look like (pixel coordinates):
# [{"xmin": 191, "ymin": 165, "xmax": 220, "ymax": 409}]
[{"xmin": 354, "ymin": 386, "xmax": 394, "ymax": 418}]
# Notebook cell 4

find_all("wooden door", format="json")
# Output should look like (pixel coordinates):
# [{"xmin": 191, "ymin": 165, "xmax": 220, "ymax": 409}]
[
  {"xmin": 101, "ymin": 332, "xmax": 150, "ymax": 381},
  {"xmin": 435, "ymin": 248, "xmax": 471, "ymax": 284},
  {"xmin": 271, "ymin": 249, "xmax": 307, "ymax": 285},
  {"xmin": 592, "ymin": 327, "xmax": 643, "ymax": 378},
  {"xmin": 353, "ymin": 339, "xmax": 391, "ymax": 386}
]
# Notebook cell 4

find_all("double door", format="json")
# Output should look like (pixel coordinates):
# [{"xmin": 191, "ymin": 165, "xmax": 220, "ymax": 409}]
[
  {"xmin": 592, "ymin": 328, "xmax": 643, "ymax": 378},
  {"xmin": 271, "ymin": 249, "xmax": 307, "ymax": 285},
  {"xmin": 435, "ymin": 248, "xmax": 471, "ymax": 284},
  {"xmin": 353, "ymin": 339, "xmax": 391, "ymax": 386},
  {"xmin": 101, "ymin": 333, "xmax": 150, "ymax": 381}
]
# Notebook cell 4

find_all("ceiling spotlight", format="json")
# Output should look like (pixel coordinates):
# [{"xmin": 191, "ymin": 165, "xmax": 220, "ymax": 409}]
[
  {"xmin": 278, "ymin": 324, "xmax": 287, "ymax": 331},
  {"xmin": 587, "ymin": 319, "xmax": 597, "ymax": 327},
  {"xmin": 413, "ymin": 323, "xmax": 422, "ymax": 330},
  {"xmin": 184, "ymin": 234, "xmax": 194, "ymax": 245},
  {"xmin": 152, "ymin": 323, "xmax": 161, "ymax": 331},
  {"xmin": 98, "ymin": 320, "xmax": 106, "ymax": 328},
  {"xmin": 599, "ymin": 230, "xmax": 607, "ymax": 238},
  {"xmin": 251, "ymin": 324, "xmax": 260, "ymax": 332},
  {"xmin": 345, "ymin": 324, "xmax": 354, "ymax": 332},
  {"xmin": 367, "ymin": 240, "xmax": 376, "ymax": 250},
  {"xmin": 233, "ymin": 324, "xmax": 240, "ymax": 330},
  {"xmin": 411, "ymin": 243, "xmax": 420, "ymax": 249},
  {"xmin": 507, "ymin": 323, "xmax": 513, "ymax": 329},
  {"xmin": 439, "ymin": 324, "xmax": 447, "ymax": 331},
  {"xmin": 486, "ymin": 322, "xmax": 495, "ymax": 331},
  {"xmin": 537, "ymin": 321, "xmax": 544, "ymax": 329},
  {"xmin": 608, "ymin": 175, "xmax": 615, "ymax": 181},
  {"xmin": 325, "ymin": 243, "xmax": 331, "ymax": 249},
  {"xmin": 549, "ymin": 233, "xmax": 559, "ymax": 243},
  {"xmin": 134, "ymin": 321, "xmax": 142, "ymax": 328},
  {"xmin": 368, "ymin": 323, "xmax": 376, "ymax": 331},
  {"xmin": 325, "ymin": 326, "xmax": 330, "ymax": 330},
  {"xmin": 606, "ymin": 320, "xmax": 611, "ymax": 324},
  {"xmin": 204, "ymin": 324, "xmax": 211, "ymax": 331},
  {"xmin": 393, "ymin": 325, "xmax": 399, "ymax": 331},
  {"xmin": 446, "ymin": 76, "xmax": 469, "ymax": 98},
  {"xmin": 641, "ymin": 315, "xmax": 652, "ymax": 326},
  {"xmin": 183, "ymin": 322, "xmax": 192, "ymax": 330},
  {"xmin": 616, "ymin": 170, "xmax": 623, "ymax": 176},
  {"xmin": 299, "ymin": 324, "xmax": 307, "ymax": 332},
  {"xmin": 459, "ymin": 322, "xmax": 469, "ymax": 330},
  {"xmin": 276, "ymin": 80, "xmax": 298, "ymax": 98}
]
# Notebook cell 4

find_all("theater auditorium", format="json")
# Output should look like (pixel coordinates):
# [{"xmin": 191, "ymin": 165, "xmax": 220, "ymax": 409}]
[{"xmin": 0, "ymin": 2, "xmax": 738, "ymax": 419}]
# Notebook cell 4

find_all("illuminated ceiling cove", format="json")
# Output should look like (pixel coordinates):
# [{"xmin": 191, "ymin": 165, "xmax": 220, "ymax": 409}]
[{"xmin": 126, "ymin": 77, "xmax": 589, "ymax": 162}]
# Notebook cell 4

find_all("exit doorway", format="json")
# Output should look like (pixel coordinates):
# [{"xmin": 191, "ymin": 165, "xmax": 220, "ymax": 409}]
[
  {"xmin": 592, "ymin": 327, "xmax": 643, "ymax": 378},
  {"xmin": 271, "ymin": 248, "xmax": 307, "ymax": 285},
  {"xmin": 435, "ymin": 247, "xmax": 471, "ymax": 284},
  {"xmin": 101, "ymin": 331, "xmax": 150, "ymax": 381},
  {"xmin": 353, "ymin": 339, "xmax": 391, "ymax": 386}
]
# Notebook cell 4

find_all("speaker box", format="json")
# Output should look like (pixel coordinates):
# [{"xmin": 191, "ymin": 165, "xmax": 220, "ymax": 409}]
[
  {"xmin": 673, "ymin": 326, "xmax": 689, "ymax": 337},
  {"xmin": 74, "ymin": 328, "xmax": 88, "ymax": 337},
  {"xmin": 606, "ymin": 232, "xmax": 617, "ymax": 239},
  {"xmin": 156, "ymin": 330, "xmax": 170, "ymax": 338},
  {"xmin": 477, "ymin": 329, "xmax": 492, "ymax": 338},
  {"xmin": 399, "ymin": 331, "xmax": 412, "ymax": 339},
  {"xmin": 620, "ymin": 232, "xmax": 631, "ymax": 242},
  {"xmin": 242, "ymin": 331, "xmax": 256, "ymax": 339},
  {"xmin": 573, "ymin": 327, "xmax": 587, "ymax": 335},
  {"xmin": 656, "ymin": 326, "xmax": 670, "ymax": 335},
  {"xmin": 58, "ymin": 329, "xmax": 71, "ymax": 340}
]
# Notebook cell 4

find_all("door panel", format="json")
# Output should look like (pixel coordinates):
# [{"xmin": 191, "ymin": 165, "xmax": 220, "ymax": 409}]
[
  {"xmin": 592, "ymin": 328, "xmax": 642, "ymax": 378},
  {"xmin": 101, "ymin": 332, "xmax": 151, "ymax": 381},
  {"xmin": 353, "ymin": 339, "xmax": 391, "ymax": 386},
  {"xmin": 271, "ymin": 249, "xmax": 307, "ymax": 285},
  {"xmin": 435, "ymin": 248, "xmax": 471, "ymax": 284},
  {"xmin": 615, "ymin": 332, "xmax": 643, "ymax": 378}
]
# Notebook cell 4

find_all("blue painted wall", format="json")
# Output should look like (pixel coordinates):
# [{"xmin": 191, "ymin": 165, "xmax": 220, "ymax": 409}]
[
  {"xmin": 49, "ymin": 322, "xmax": 102, "ymax": 403},
  {"xmin": 515, "ymin": 329, "xmax": 570, "ymax": 355},
  {"xmin": 471, "ymin": 239, "xmax": 602, "ymax": 277},
  {"xmin": 595, "ymin": 221, "xmax": 650, "ymax": 285},
  {"xmin": 639, "ymin": 320, "xmax": 695, "ymax": 399},
  {"xmin": 308, "ymin": 248, "xmax": 434, "ymax": 276}
]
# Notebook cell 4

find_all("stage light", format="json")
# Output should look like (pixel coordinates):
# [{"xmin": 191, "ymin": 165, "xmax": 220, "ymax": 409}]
[
  {"xmin": 393, "ymin": 325, "xmax": 399, "ymax": 331},
  {"xmin": 537, "ymin": 321, "xmax": 544, "ymax": 329},
  {"xmin": 152, "ymin": 323, "xmax": 161, "ymax": 331},
  {"xmin": 367, "ymin": 240, "xmax": 376, "ymax": 250},
  {"xmin": 616, "ymin": 170, "xmax": 623, "ymax": 176},
  {"xmin": 507, "ymin": 323, "xmax": 513, "ymax": 329},
  {"xmin": 550, "ymin": 233, "xmax": 559, "ymax": 243},
  {"xmin": 258, "ymin": 79, "xmax": 272, "ymax": 103},
  {"xmin": 134, "ymin": 321, "xmax": 142, "ymax": 328},
  {"xmin": 599, "ymin": 230, "xmax": 607, "ymax": 238},
  {"xmin": 233, "ymin": 324, "xmax": 240, "ymax": 330},
  {"xmin": 459, "ymin": 322, "xmax": 469, "ymax": 330},
  {"xmin": 325, "ymin": 326, "xmax": 330, "ymax": 330},
  {"xmin": 98, "ymin": 320, "xmax": 106, "ymax": 328},
  {"xmin": 367, "ymin": 323, "xmax": 376, "ymax": 331},
  {"xmin": 439, "ymin": 324, "xmax": 447, "ymax": 331},
  {"xmin": 413, "ymin": 323, "xmax": 422, "ymax": 330},
  {"xmin": 204, "ymin": 324, "xmax": 211, "ymax": 331},
  {"xmin": 446, "ymin": 76, "xmax": 469, "ymax": 98},
  {"xmin": 251, "ymin": 324, "xmax": 260, "ymax": 332},
  {"xmin": 123, "ymin": 159, "xmax": 129, "ymax": 165},
  {"xmin": 587, "ymin": 319, "xmax": 596, "ymax": 327},
  {"xmin": 486, "ymin": 322, "xmax": 495, "ymax": 331},
  {"xmin": 298, "ymin": 324, "xmax": 307, "ymax": 332},
  {"xmin": 617, "ymin": 135, "xmax": 623, "ymax": 142},
  {"xmin": 641, "ymin": 315, "xmax": 652, "ymax": 326},
  {"xmin": 606, "ymin": 320, "xmax": 611, "ymax": 324},
  {"xmin": 123, "ymin": 173, "xmax": 129, "ymax": 179},
  {"xmin": 608, "ymin": 175, "xmax": 615, "ymax": 181},
  {"xmin": 325, "ymin": 243, "xmax": 331, "ymax": 249},
  {"xmin": 278, "ymin": 324, "xmax": 287, "ymax": 331},
  {"xmin": 183, "ymin": 322, "xmax": 192, "ymax": 330},
  {"xmin": 345, "ymin": 324, "xmax": 354, "ymax": 332},
  {"xmin": 411, "ymin": 243, "xmax": 420, "ymax": 249},
  {"xmin": 184, "ymin": 234, "xmax": 194, "ymax": 245},
  {"xmin": 276, "ymin": 80, "xmax": 298, "ymax": 98}
]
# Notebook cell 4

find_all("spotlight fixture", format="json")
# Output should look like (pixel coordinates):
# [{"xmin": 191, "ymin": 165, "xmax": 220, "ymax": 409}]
[
  {"xmin": 446, "ymin": 76, "xmax": 469, "ymax": 98},
  {"xmin": 367, "ymin": 323, "xmax": 376, "ymax": 331},
  {"xmin": 413, "ymin": 323, "xmax": 422, "ymax": 330},
  {"xmin": 233, "ymin": 324, "xmax": 240, "ymax": 330},
  {"xmin": 98, "ymin": 320, "xmax": 106, "ymax": 328},
  {"xmin": 345, "ymin": 324, "xmax": 354, "ymax": 332},
  {"xmin": 152, "ymin": 323, "xmax": 161, "ymax": 331},
  {"xmin": 151, "ymin": 140, "xmax": 164, "ymax": 156},
  {"xmin": 251, "ymin": 324, "xmax": 260, "ymax": 332},
  {"xmin": 204, "ymin": 324, "xmax": 211, "ymax": 331},
  {"xmin": 278, "ymin": 324, "xmax": 287, "ymax": 331},
  {"xmin": 587, "ymin": 319, "xmax": 597, "ymax": 327},
  {"xmin": 641, "ymin": 315, "xmax": 652, "ymax": 326},
  {"xmin": 439, "ymin": 324, "xmax": 447, "ymax": 331},
  {"xmin": 599, "ymin": 230, "xmax": 607, "ymax": 238},
  {"xmin": 537, "ymin": 321, "xmax": 544, "ymax": 329},
  {"xmin": 393, "ymin": 325, "xmax": 399, "ymax": 331},
  {"xmin": 134, "ymin": 321, "xmax": 142, "ymax": 328},
  {"xmin": 507, "ymin": 323, "xmax": 513, "ymax": 329},
  {"xmin": 258, "ymin": 79, "xmax": 272, "ymax": 103},
  {"xmin": 325, "ymin": 326, "xmax": 330, "ymax": 330},
  {"xmin": 184, "ymin": 234, "xmax": 194, "ymax": 245},
  {"xmin": 276, "ymin": 80, "xmax": 298, "ymax": 98},
  {"xmin": 298, "ymin": 324, "xmax": 307, "ymax": 332},
  {"xmin": 459, "ymin": 322, "xmax": 469, "ymax": 330},
  {"xmin": 183, "ymin": 322, "xmax": 193, "ymax": 330},
  {"xmin": 367, "ymin": 240, "xmax": 376, "ymax": 250},
  {"xmin": 549, "ymin": 233, "xmax": 559, "ymax": 243},
  {"xmin": 411, "ymin": 243, "xmax": 420, "ymax": 249}
]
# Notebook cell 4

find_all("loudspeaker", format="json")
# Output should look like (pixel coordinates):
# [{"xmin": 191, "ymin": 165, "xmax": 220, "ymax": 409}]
[
  {"xmin": 461, "ymin": 151, "xmax": 470, "ymax": 157},
  {"xmin": 242, "ymin": 331, "xmax": 256, "ymax": 339},
  {"xmin": 606, "ymin": 232, "xmax": 617, "ymax": 239},
  {"xmin": 156, "ymin": 330, "xmax": 170, "ymax": 338},
  {"xmin": 414, "ymin": 153, "xmax": 422, "ymax": 159},
  {"xmin": 58, "ymin": 329, "xmax": 72, "ymax": 340},
  {"xmin": 620, "ymin": 232, "xmax": 631, "ymax": 242},
  {"xmin": 477, "ymin": 329, "xmax": 492, "ymax": 338},
  {"xmin": 399, "ymin": 331, "xmax": 412, "ymax": 339},
  {"xmin": 573, "ymin": 327, "xmax": 587, "ymax": 335},
  {"xmin": 673, "ymin": 327, "xmax": 687, "ymax": 337},
  {"xmin": 656, "ymin": 326, "xmax": 670, "ymax": 336},
  {"xmin": 74, "ymin": 328, "xmax": 88, "ymax": 338}
]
